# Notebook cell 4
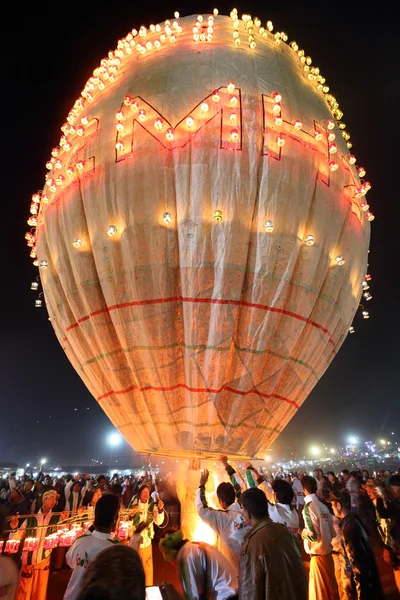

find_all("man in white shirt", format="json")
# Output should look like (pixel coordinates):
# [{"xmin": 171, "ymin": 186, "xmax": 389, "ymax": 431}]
[
  {"xmin": 301, "ymin": 475, "xmax": 338, "ymax": 600},
  {"xmin": 245, "ymin": 464, "xmax": 299, "ymax": 534},
  {"xmin": 292, "ymin": 472, "xmax": 305, "ymax": 527},
  {"xmin": 195, "ymin": 469, "xmax": 249, "ymax": 569},
  {"xmin": 64, "ymin": 494, "xmax": 120, "ymax": 600},
  {"xmin": 159, "ymin": 530, "xmax": 238, "ymax": 600},
  {"xmin": 9, "ymin": 490, "xmax": 67, "ymax": 600}
]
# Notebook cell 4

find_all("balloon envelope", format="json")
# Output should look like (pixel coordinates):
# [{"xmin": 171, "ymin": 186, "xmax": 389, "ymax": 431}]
[{"xmin": 35, "ymin": 15, "xmax": 370, "ymax": 458}]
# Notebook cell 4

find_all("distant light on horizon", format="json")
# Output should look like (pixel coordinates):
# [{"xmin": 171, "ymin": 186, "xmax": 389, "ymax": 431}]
[
  {"xmin": 310, "ymin": 446, "xmax": 320, "ymax": 456},
  {"xmin": 348, "ymin": 436, "xmax": 358, "ymax": 445},
  {"xmin": 108, "ymin": 433, "xmax": 122, "ymax": 447}
]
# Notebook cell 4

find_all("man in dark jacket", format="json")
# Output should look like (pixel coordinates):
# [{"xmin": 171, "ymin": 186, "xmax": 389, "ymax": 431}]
[
  {"xmin": 239, "ymin": 487, "xmax": 307, "ymax": 600},
  {"xmin": 330, "ymin": 489, "xmax": 384, "ymax": 599}
]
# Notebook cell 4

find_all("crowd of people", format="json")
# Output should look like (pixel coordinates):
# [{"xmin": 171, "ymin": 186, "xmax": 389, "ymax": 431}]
[{"xmin": 0, "ymin": 459, "xmax": 399, "ymax": 600}]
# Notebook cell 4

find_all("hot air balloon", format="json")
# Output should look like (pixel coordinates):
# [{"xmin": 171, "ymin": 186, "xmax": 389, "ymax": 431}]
[{"xmin": 28, "ymin": 12, "xmax": 371, "ymax": 467}]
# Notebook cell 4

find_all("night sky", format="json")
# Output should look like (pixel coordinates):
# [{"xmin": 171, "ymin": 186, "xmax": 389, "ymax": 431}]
[{"xmin": 2, "ymin": 1, "xmax": 398, "ymax": 466}]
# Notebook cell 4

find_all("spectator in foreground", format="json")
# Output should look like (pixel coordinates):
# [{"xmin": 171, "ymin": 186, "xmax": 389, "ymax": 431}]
[
  {"xmin": 159, "ymin": 529, "xmax": 238, "ymax": 600},
  {"xmin": 301, "ymin": 475, "xmax": 338, "ymax": 600},
  {"xmin": 64, "ymin": 494, "xmax": 120, "ymax": 600},
  {"xmin": 77, "ymin": 545, "xmax": 145, "ymax": 600},
  {"xmin": 330, "ymin": 489, "xmax": 384, "ymax": 599},
  {"xmin": 0, "ymin": 510, "xmax": 18, "ymax": 600},
  {"xmin": 9, "ymin": 490, "xmax": 67, "ymax": 600},
  {"xmin": 239, "ymin": 487, "xmax": 307, "ymax": 600},
  {"xmin": 195, "ymin": 468, "xmax": 249, "ymax": 569},
  {"xmin": 369, "ymin": 474, "xmax": 400, "ymax": 592}
]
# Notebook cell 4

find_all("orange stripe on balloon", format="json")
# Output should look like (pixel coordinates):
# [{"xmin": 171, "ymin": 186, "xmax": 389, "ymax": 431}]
[
  {"xmin": 97, "ymin": 381, "xmax": 300, "ymax": 408},
  {"xmin": 65, "ymin": 295, "xmax": 336, "ymax": 347}
]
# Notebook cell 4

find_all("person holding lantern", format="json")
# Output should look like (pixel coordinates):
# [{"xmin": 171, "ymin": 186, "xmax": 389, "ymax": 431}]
[
  {"xmin": 9, "ymin": 489, "xmax": 68, "ymax": 600},
  {"xmin": 128, "ymin": 482, "xmax": 165, "ymax": 585}
]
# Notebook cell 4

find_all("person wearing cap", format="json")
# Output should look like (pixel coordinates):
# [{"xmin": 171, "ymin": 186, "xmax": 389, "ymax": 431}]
[
  {"xmin": 301, "ymin": 475, "xmax": 338, "ymax": 600},
  {"xmin": 128, "ymin": 482, "xmax": 165, "ymax": 585},
  {"xmin": 364, "ymin": 474, "xmax": 400, "ymax": 592},
  {"xmin": 9, "ymin": 489, "xmax": 68, "ymax": 600},
  {"xmin": 329, "ymin": 489, "xmax": 384, "ymax": 599}
]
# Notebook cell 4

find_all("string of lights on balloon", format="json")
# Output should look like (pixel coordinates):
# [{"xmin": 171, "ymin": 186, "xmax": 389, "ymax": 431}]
[{"xmin": 24, "ymin": 9, "xmax": 374, "ymax": 334}]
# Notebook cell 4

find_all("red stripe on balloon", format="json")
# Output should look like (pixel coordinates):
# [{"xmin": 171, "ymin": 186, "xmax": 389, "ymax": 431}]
[
  {"xmin": 65, "ymin": 295, "xmax": 335, "ymax": 346},
  {"xmin": 97, "ymin": 381, "xmax": 300, "ymax": 408}
]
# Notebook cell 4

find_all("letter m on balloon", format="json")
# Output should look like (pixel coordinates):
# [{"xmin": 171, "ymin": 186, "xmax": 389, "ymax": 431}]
[{"xmin": 115, "ymin": 85, "xmax": 242, "ymax": 162}]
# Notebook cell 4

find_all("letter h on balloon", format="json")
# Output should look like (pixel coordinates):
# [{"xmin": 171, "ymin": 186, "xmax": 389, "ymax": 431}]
[{"xmin": 261, "ymin": 93, "xmax": 330, "ymax": 187}]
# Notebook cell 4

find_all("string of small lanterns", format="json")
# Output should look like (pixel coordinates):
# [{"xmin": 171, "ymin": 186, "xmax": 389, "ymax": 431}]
[{"xmin": 24, "ymin": 10, "xmax": 374, "ymax": 335}]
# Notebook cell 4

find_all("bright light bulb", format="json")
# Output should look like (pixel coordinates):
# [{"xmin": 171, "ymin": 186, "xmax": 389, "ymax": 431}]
[
  {"xmin": 327, "ymin": 132, "xmax": 336, "ymax": 142},
  {"xmin": 327, "ymin": 119, "xmax": 335, "ymax": 130},
  {"xmin": 39, "ymin": 260, "xmax": 48, "ymax": 268},
  {"xmin": 310, "ymin": 446, "xmax": 320, "ymax": 456},
  {"xmin": 200, "ymin": 102, "xmax": 209, "ymax": 113},
  {"xmin": 73, "ymin": 238, "xmax": 82, "ymax": 248},
  {"xmin": 174, "ymin": 11, "xmax": 179, "ymax": 18},
  {"xmin": 116, "ymin": 122, "xmax": 124, "ymax": 132},
  {"xmin": 227, "ymin": 82, "xmax": 235, "ymax": 93},
  {"xmin": 213, "ymin": 210, "xmax": 223, "ymax": 222},
  {"xmin": 115, "ymin": 110, "xmax": 124, "ymax": 121},
  {"xmin": 107, "ymin": 225, "xmax": 117, "ymax": 237},
  {"xmin": 163, "ymin": 212, "xmax": 172, "ymax": 224},
  {"xmin": 108, "ymin": 433, "xmax": 122, "ymax": 446},
  {"xmin": 272, "ymin": 91, "xmax": 282, "ymax": 103},
  {"xmin": 362, "ymin": 310, "xmax": 369, "ymax": 319},
  {"xmin": 31, "ymin": 281, "xmax": 39, "ymax": 290},
  {"xmin": 186, "ymin": 116, "xmax": 195, "ymax": 128},
  {"xmin": 138, "ymin": 109, "xmax": 147, "ymax": 121},
  {"xmin": 276, "ymin": 136, "xmax": 285, "ymax": 147},
  {"xmin": 230, "ymin": 96, "xmax": 238, "ymax": 107},
  {"xmin": 166, "ymin": 128, "xmax": 174, "ymax": 141},
  {"xmin": 335, "ymin": 255, "xmax": 345, "ymax": 266},
  {"xmin": 212, "ymin": 90, "xmax": 220, "ymax": 102},
  {"xmin": 294, "ymin": 119, "xmax": 302, "ymax": 130},
  {"xmin": 275, "ymin": 116, "xmax": 283, "ymax": 126},
  {"xmin": 314, "ymin": 130, "xmax": 323, "ymax": 141},
  {"xmin": 358, "ymin": 167, "xmax": 366, "ymax": 178},
  {"xmin": 304, "ymin": 235, "xmax": 314, "ymax": 246},
  {"xmin": 329, "ymin": 161, "xmax": 339, "ymax": 171},
  {"xmin": 363, "ymin": 292, "xmax": 372, "ymax": 301},
  {"xmin": 348, "ymin": 154, "xmax": 356, "ymax": 165},
  {"xmin": 360, "ymin": 201, "xmax": 369, "ymax": 212},
  {"xmin": 349, "ymin": 326, "xmax": 355, "ymax": 334},
  {"xmin": 115, "ymin": 141, "xmax": 124, "ymax": 152},
  {"xmin": 230, "ymin": 129, "xmax": 239, "ymax": 142},
  {"xmin": 263, "ymin": 220, "xmax": 274, "ymax": 232},
  {"xmin": 329, "ymin": 143, "xmax": 337, "ymax": 154},
  {"xmin": 272, "ymin": 104, "xmax": 281, "ymax": 116},
  {"xmin": 154, "ymin": 118, "xmax": 163, "ymax": 131},
  {"xmin": 229, "ymin": 113, "xmax": 237, "ymax": 124},
  {"xmin": 366, "ymin": 212, "xmax": 375, "ymax": 221}
]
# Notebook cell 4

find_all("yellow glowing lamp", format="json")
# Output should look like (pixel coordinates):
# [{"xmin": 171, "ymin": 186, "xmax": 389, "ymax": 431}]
[{"xmin": 213, "ymin": 210, "xmax": 223, "ymax": 222}]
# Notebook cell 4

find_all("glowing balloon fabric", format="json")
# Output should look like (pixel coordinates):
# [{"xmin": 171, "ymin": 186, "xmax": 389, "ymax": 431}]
[{"xmin": 34, "ymin": 14, "xmax": 370, "ymax": 458}]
